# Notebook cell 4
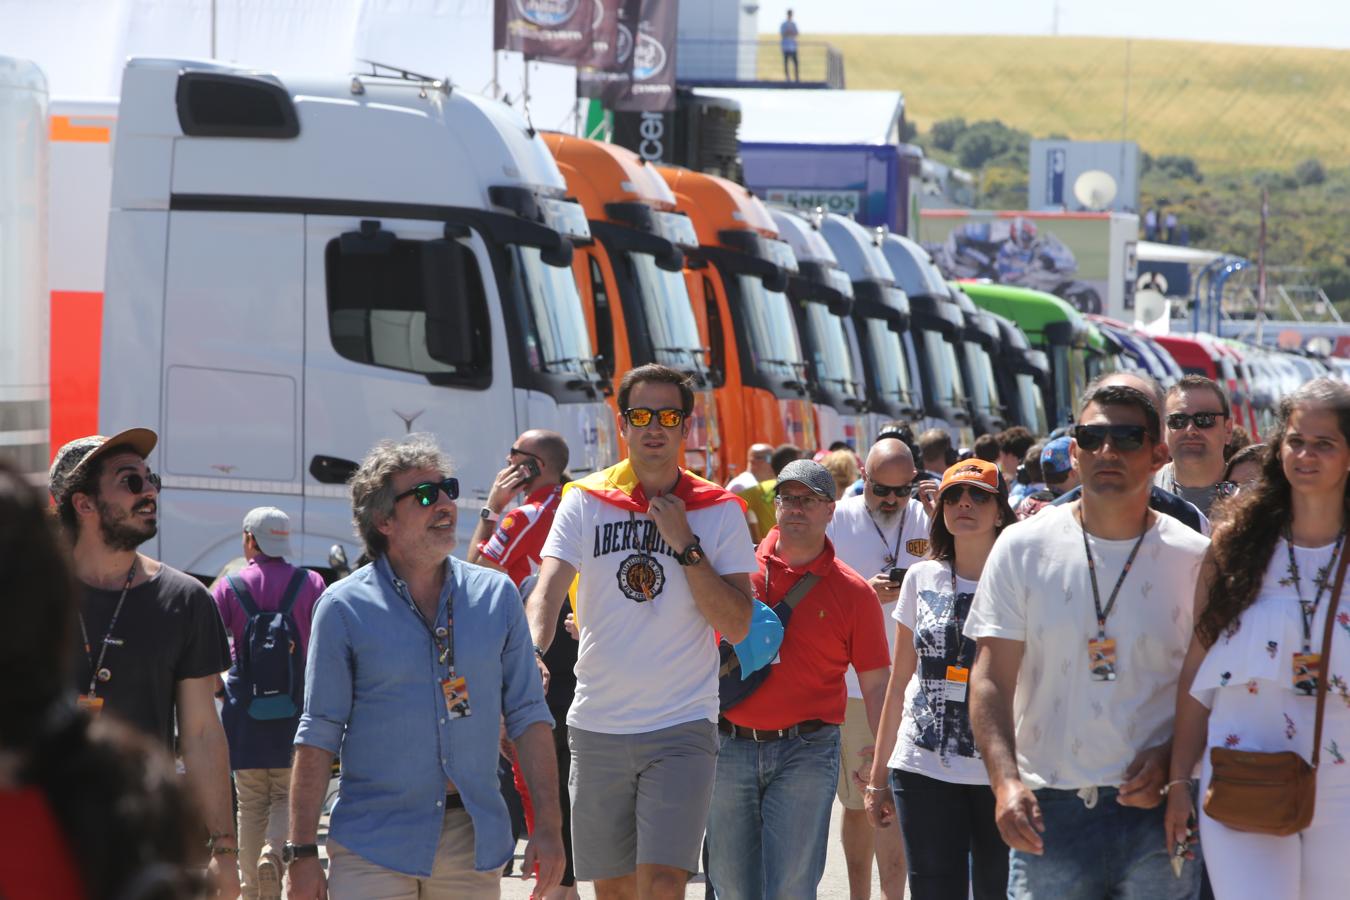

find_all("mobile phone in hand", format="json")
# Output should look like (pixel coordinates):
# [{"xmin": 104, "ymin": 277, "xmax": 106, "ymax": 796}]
[{"xmin": 888, "ymin": 567, "xmax": 906, "ymax": 583}]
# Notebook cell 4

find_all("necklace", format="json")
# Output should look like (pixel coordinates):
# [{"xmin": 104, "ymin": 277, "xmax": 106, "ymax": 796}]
[
  {"xmin": 78, "ymin": 560, "xmax": 138, "ymax": 696},
  {"xmin": 867, "ymin": 503, "xmax": 907, "ymax": 569},
  {"xmin": 1283, "ymin": 527, "xmax": 1346, "ymax": 654}
]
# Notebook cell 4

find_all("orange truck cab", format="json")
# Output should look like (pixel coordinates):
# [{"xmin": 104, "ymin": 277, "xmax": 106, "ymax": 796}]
[
  {"xmin": 657, "ymin": 166, "xmax": 816, "ymax": 481},
  {"xmin": 544, "ymin": 134, "xmax": 721, "ymax": 479}
]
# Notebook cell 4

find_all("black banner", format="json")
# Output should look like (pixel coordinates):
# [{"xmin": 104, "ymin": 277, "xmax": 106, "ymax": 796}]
[
  {"xmin": 583, "ymin": 0, "xmax": 626, "ymax": 70},
  {"xmin": 494, "ymin": 0, "xmax": 595, "ymax": 66},
  {"xmin": 577, "ymin": 0, "xmax": 676, "ymax": 112}
]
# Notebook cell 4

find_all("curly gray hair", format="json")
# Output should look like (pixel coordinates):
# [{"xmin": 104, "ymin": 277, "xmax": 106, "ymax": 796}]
[{"xmin": 350, "ymin": 434, "xmax": 453, "ymax": 558}]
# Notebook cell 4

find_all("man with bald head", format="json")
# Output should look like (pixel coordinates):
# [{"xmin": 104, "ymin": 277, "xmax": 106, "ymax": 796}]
[
  {"xmin": 1052, "ymin": 373, "xmax": 1210, "ymax": 534},
  {"xmin": 826, "ymin": 437, "xmax": 929, "ymax": 900},
  {"xmin": 726, "ymin": 443, "xmax": 775, "ymax": 493},
  {"xmin": 468, "ymin": 428, "xmax": 570, "ymax": 586}
]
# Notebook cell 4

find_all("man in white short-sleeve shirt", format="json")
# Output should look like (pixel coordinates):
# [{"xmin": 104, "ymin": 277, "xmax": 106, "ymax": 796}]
[
  {"xmin": 527, "ymin": 364, "xmax": 756, "ymax": 899},
  {"xmin": 966, "ymin": 384, "xmax": 1209, "ymax": 900},
  {"xmin": 827, "ymin": 436, "xmax": 930, "ymax": 900}
]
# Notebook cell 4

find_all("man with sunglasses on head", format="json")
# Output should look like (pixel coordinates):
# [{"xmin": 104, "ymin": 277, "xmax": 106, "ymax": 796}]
[
  {"xmin": 526, "ymin": 364, "xmax": 756, "ymax": 900},
  {"xmin": 49, "ymin": 429, "xmax": 238, "ymax": 897},
  {"xmin": 1153, "ymin": 376, "xmax": 1235, "ymax": 518},
  {"xmin": 966, "ymin": 385, "xmax": 1209, "ymax": 900},
  {"xmin": 288, "ymin": 435, "xmax": 563, "ymax": 899},
  {"xmin": 826, "ymin": 436, "xmax": 929, "ymax": 900}
]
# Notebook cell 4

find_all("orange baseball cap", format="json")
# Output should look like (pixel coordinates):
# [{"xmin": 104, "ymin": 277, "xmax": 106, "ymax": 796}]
[{"xmin": 939, "ymin": 458, "xmax": 1001, "ymax": 496}]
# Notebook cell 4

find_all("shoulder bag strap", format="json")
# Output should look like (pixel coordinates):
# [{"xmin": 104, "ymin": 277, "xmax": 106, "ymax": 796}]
[
  {"xmin": 277, "ymin": 569, "xmax": 308, "ymax": 616},
  {"xmin": 1312, "ymin": 541, "xmax": 1350, "ymax": 768},
  {"xmin": 227, "ymin": 574, "xmax": 259, "ymax": 618},
  {"xmin": 779, "ymin": 572, "xmax": 821, "ymax": 612}
]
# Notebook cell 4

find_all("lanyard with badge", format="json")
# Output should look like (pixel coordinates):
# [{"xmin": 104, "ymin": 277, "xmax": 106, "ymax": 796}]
[
  {"xmin": 75, "ymin": 561, "xmax": 137, "ymax": 716},
  {"xmin": 943, "ymin": 562, "xmax": 972, "ymax": 703},
  {"xmin": 395, "ymin": 573, "xmax": 471, "ymax": 720},
  {"xmin": 869, "ymin": 503, "xmax": 907, "ymax": 569},
  {"xmin": 1078, "ymin": 506, "xmax": 1149, "ymax": 682},
  {"xmin": 1285, "ymin": 527, "xmax": 1346, "ymax": 695}
]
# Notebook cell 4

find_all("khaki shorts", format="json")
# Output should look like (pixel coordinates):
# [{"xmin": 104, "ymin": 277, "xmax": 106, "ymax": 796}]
[
  {"xmin": 568, "ymin": 719, "xmax": 718, "ymax": 881},
  {"xmin": 836, "ymin": 697, "xmax": 875, "ymax": 810},
  {"xmin": 326, "ymin": 808, "xmax": 500, "ymax": 900}
]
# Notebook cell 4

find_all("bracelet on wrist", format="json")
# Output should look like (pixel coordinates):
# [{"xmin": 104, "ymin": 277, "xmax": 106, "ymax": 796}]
[
  {"xmin": 863, "ymin": 784, "xmax": 889, "ymax": 794},
  {"xmin": 1160, "ymin": 778, "xmax": 1191, "ymax": 797}
]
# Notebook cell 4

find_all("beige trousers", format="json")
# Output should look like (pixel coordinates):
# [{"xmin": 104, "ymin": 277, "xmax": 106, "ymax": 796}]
[
  {"xmin": 234, "ymin": 767, "xmax": 291, "ymax": 900},
  {"xmin": 327, "ymin": 808, "xmax": 501, "ymax": 899}
]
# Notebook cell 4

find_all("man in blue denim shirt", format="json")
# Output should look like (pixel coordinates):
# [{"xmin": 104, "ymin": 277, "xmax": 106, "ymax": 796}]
[{"xmin": 286, "ymin": 436, "xmax": 564, "ymax": 900}]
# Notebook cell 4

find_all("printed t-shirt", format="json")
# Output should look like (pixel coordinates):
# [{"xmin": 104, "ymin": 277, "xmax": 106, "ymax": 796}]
[
  {"xmin": 888, "ymin": 560, "xmax": 987, "ymax": 784},
  {"xmin": 477, "ymin": 483, "xmax": 563, "ymax": 587},
  {"xmin": 964, "ymin": 503, "xmax": 1208, "ymax": 789},
  {"xmin": 541, "ymin": 467, "xmax": 758, "ymax": 734},
  {"xmin": 76, "ymin": 564, "xmax": 231, "ymax": 748},
  {"xmin": 727, "ymin": 529, "xmax": 891, "ymax": 731},
  {"xmin": 212, "ymin": 555, "xmax": 325, "ymax": 664},
  {"xmin": 827, "ymin": 494, "xmax": 931, "ymax": 698}
]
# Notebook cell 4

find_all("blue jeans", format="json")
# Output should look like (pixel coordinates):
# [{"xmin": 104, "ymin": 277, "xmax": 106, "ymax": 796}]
[
  {"xmin": 705, "ymin": 725, "xmax": 841, "ymax": 900},
  {"xmin": 891, "ymin": 768, "xmax": 1008, "ymax": 900},
  {"xmin": 1007, "ymin": 786, "xmax": 1202, "ymax": 900}
]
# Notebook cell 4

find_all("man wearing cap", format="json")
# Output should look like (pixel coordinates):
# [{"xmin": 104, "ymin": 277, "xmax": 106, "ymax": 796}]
[
  {"xmin": 826, "ymin": 436, "xmax": 929, "ymax": 900},
  {"xmin": 707, "ymin": 460, "xmax": 891, "ymax": 899},
  {"xmin": 49, "ymin": 429, "xmax": 238, "ymax": 895},
  {"xmin": 212, "ymin": 507, "xmax": 325, "ymax": 900},
  {"xmin": 1016, "ymin": 437, "xmax": 1080, "ymax": 520}
]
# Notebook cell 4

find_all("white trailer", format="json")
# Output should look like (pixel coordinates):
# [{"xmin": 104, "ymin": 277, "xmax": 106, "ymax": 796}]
[{"xmin": 101, "ymin": 59, "xmax": 615, "ymax": 576}]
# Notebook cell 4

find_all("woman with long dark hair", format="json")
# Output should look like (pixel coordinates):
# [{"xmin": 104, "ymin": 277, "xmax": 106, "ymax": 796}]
[
  {"xmin": 863, "ymin": 459, "xmax": 1017, "ymax": 899},
  {"xmin": 1167, "ymin": 378, "xmax": 1350, "ymax": 898}
]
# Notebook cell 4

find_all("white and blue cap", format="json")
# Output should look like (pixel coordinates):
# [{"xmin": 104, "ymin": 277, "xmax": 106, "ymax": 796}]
[{"xmin": 730, "ymin": 601, "xmax": 785, "ymax": 679}]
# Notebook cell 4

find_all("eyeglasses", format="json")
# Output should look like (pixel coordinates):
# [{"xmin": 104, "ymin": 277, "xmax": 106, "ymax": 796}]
[
  {"xmin": 1072, "ymin": 424, "xmax": 1149, "ymax": 452},
  {"xmin": 623, "ymin": 407, "xmax": 685, "ymax": 428},
  {"xmin": 393, "ymin": 478, "xmax": 460, "ymax": 507},
  {"xmin": 867, "ymin": 480, "xmax": 913, "ymax": 499},
  {"xmin": 1166, "ymin": 412, "xmax": 1225, "ymax": 431},
  {"xmin": 119, "ymin": 471, "xmax": 162, "ymax": 495},
  {"xmin": 942, "ymin": 484, "xmax": 994, "ymax": 505},
  {"xmin": 774, "ymin": 492, "xmax": 831, "ymax": 509},
  {"xmin": 509, "ymin": 446, "xmax": 544, "ymax": 463}
]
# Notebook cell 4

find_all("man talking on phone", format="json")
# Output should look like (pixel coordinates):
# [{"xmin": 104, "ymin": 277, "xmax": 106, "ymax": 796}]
[
  {"xmin": 469, "ymin": 430, "xmax": 570, "ymax": 587},
  {"xmin": 826, "ymin": 436, "xmax": 932, "ymax": 900}
]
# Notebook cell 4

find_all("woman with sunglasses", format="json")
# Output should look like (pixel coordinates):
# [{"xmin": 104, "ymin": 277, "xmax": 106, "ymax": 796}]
[
  {"xmin": 1167, "ymin": 379, "xmax": 1350, "ymax": 899},
  {"xmin": 864, "ymin": 458, "xmax": 1017, "ymax": 899}
]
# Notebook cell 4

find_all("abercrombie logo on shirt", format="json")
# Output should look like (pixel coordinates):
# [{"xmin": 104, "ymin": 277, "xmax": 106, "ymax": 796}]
[{"xmin": 593, "ymin": 519, "xmax": 677, "ymax": 559}]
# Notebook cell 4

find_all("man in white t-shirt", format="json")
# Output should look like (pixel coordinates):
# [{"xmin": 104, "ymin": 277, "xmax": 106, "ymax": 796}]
[
  {"xmin": 966, "ymin": 384, "xmax": 1209, "ymax": 899},
  {"xmin": 527, "ymin": 364, "xmax": 756, "ymax": 900},
  {"xmin": 725, "ymin": 443, "xmax": 774, "ymax": 494},
  {"xmin": 827, "ymin": 437, "xmax": 931, "ymax": 900}
]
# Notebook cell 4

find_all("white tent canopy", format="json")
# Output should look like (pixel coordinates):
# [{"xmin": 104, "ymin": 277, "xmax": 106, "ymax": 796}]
[{"xmin": 694, "ymin": 88, "xmax": 904, "ymax": 145}]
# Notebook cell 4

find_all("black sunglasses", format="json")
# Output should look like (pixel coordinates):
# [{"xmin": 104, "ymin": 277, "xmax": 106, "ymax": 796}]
[
  {"xmin": 510, "ymin": 446, "xmax": 544, "ymax": 463},
  {"xmin": 868, "ymin": 479, "xmax": 913, "ymax": 499},
  {"xmin": 623, "ymin": 407, "xmax": 685, "ymax": 428},
  {"xmin": 942, "ymin": 484, "xmax": 994, "ymax": 505},
  {"xmin": 1166, "ymin": 412, "xmax": 1225, "ymax": 431},
  {"xmin": 394, "ymin": 478, "xmax": 460, "ymax": 507},
  {"xmin": 119, "ymin": 471, "xmax": 162, "ymax": 495},
  {"xmin": 1072, "ymin": 424, "xmax": 1149, "ymax": 453}
]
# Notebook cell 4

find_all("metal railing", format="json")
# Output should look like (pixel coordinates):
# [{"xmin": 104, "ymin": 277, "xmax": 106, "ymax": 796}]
[{"xmin": 676, "ymin": 38, "xmax": 845, "ymax": 89}]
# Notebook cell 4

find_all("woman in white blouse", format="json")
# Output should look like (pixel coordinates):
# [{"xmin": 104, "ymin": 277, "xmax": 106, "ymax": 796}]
[
  {"xmin": 1168, "ymin": 378, "xmax": 1350, "ymax": 899},
  {"xmin": 864, "ymin": 458, "xmax": 1017, "ymax": 899}
]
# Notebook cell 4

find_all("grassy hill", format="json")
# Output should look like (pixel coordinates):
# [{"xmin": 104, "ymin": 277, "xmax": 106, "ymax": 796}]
[{"xmin": 758, "ymin": 34, "xmax": 1350, "ymax": 173}]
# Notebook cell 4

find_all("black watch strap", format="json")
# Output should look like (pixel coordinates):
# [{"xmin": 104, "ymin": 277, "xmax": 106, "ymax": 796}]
[
  {"xmin": 283, "ymin": 841, "xmax": 319, "ymax": 864},
  {"xmin": 677, "ymin": 539, "xmax": 705, "ymax": 566}
]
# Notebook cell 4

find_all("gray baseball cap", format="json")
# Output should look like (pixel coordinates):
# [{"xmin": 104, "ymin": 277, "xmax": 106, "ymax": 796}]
[
  {"xmin": 49, "ymin": 428, "xmax": 158, "ymax": 505},
  {"xmin": 775, "ymin": 459, "xmax": 836, "ymax": 500},
  {"xmin": 243, "ymin": 506, "xmax": 294, "ymax": 559}
]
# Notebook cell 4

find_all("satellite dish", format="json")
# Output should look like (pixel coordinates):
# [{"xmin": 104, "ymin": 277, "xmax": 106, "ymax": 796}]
[
  {"xmin": 1073, "ymin": 170, "xmax": 1118, "ymax": 211},
  {"xmin": 1135, "ymin": 288, "xmax": 1168, "ymax": 329}
]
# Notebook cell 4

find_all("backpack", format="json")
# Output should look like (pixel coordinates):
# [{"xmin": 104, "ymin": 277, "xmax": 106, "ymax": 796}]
[
  {"xmin": 226, "ymin": 570, "xmax": 307, "ymax": 721},
  {"xmin": 718, "ymin": 573, "xmax": 820, "ymax": 712}
]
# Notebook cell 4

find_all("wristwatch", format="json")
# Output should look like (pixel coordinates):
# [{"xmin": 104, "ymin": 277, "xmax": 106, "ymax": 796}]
[
  {"xmin": 282, "ymin": 842, "xmax": 319, "ymax": 865},
  {"xmin": 479, "ymin": 506, "xmax": 498, "ymax": 523},
  {"xmin": 676, "ymin": 539, "xmax": 706, "ymax": 567}
]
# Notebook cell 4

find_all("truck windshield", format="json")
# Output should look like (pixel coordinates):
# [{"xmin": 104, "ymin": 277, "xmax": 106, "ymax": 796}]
[
  {"xmin": 1051, "ymin": 344, "xmax": 1087, "ymax": 425},
  {"xmin": 1016, "ymin": 372, "xmax": 1049, "ymax": 434},
  {"xmin": 629, "ymin": 252, "xmax": 707, "ymax": 373},
  {"xmin": 734, "ymin": 275, "xmax": 805, "ymax": 384},
  {"xmin": 922, "ymin": 330, "xmax": 968, "ymax": 408},
  {"xmin": 511, "ymin": 246, "xmax": 596, "ymax": 378},
  {"xmin": 963, "ymin": 340, "xmax": 1002, "ymax": 415},
  {"xmin": 863, "ymin": 317, "xmax": 915, "ymax": 410},
  {"xmin": 804, "ymin": 302, "xmax": 864, "ymax": 404}
]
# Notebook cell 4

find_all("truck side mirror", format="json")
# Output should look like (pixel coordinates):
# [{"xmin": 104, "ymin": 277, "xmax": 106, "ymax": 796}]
[
  {"xmin": 763, "ymin": 268, "xmax": 789, "ymax": 293},
  {"xmin": 657, "ymin": 247, "xmax": 685, "ymax": 272},
  {"xmin": 421, "ymin": 239, "xmax": 476, "ymax": 367},
  {"xmin": 541, "ymin": 239, "xmax": 574, "ymax": 268}
]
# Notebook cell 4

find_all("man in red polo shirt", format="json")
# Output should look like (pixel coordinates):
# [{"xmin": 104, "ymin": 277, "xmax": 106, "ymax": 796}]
[
  {"xmin": 706, "ymin": 459, "xmax": 892, "ymax": 899},
  {"xmin": 468, "ymin": 429, "xmax": 569, "ymax": 587}
]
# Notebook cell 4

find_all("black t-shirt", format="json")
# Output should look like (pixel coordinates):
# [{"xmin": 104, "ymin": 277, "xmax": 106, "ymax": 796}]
[
  {"xmin": 75, "ymin": 564, "xmax": 231, "ymax": 748},
  {"xmin": 543, "ymin": 604, "xmax": 578, "ymax": 721}
]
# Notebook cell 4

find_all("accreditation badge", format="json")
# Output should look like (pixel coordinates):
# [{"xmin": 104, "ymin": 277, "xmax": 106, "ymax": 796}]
[{"xmin": 1088, "ymin": 637, "xmax": 1117, "ymax": 682}]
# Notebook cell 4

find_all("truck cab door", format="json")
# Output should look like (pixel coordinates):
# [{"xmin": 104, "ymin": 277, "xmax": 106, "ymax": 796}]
[{"xmin": 302, "ymin": 215, "xmax": 517, "ymax": 564}]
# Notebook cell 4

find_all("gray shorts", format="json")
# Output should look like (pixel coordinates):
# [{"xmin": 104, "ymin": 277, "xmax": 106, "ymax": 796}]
[{"xmin": 568, "ymin": 718, "xmax": 718, "ymax": 881}]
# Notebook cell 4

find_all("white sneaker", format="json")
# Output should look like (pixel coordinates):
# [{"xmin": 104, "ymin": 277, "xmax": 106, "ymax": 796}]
[{"xmin": 256, "ymin": 846, "xmax": 283, "ymax": 900}]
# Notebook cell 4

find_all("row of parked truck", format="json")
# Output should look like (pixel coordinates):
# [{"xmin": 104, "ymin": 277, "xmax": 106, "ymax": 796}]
[{"xmin": 4, "ymin": 57, "xmax": 1338, "ymax": 578}]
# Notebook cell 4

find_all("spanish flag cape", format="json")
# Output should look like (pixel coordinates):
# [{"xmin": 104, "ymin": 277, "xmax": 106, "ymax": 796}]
[{"xmin": 559, "ymin": 460, "xmax": 747, "ymax": 619}]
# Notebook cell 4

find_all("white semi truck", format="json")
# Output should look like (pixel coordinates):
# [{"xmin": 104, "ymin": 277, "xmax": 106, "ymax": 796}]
[
  {"xmin": 99, "ymin": 59, "xmax": 616, "ymax": 577},
  {"xmin": 0, "ymin": 57, "xmax": 49, "ymax": 482}
]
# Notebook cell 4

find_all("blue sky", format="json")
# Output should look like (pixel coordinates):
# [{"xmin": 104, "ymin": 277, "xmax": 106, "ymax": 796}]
[{"xmin": 756, "ymin": 0, "xmax": 1350, "ymax": 49}]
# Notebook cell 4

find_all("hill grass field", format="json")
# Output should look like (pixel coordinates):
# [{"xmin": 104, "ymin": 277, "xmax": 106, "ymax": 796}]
[{"xmin": 756, "ymin": 34, "xmax": 1350, "ymax": 173}]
